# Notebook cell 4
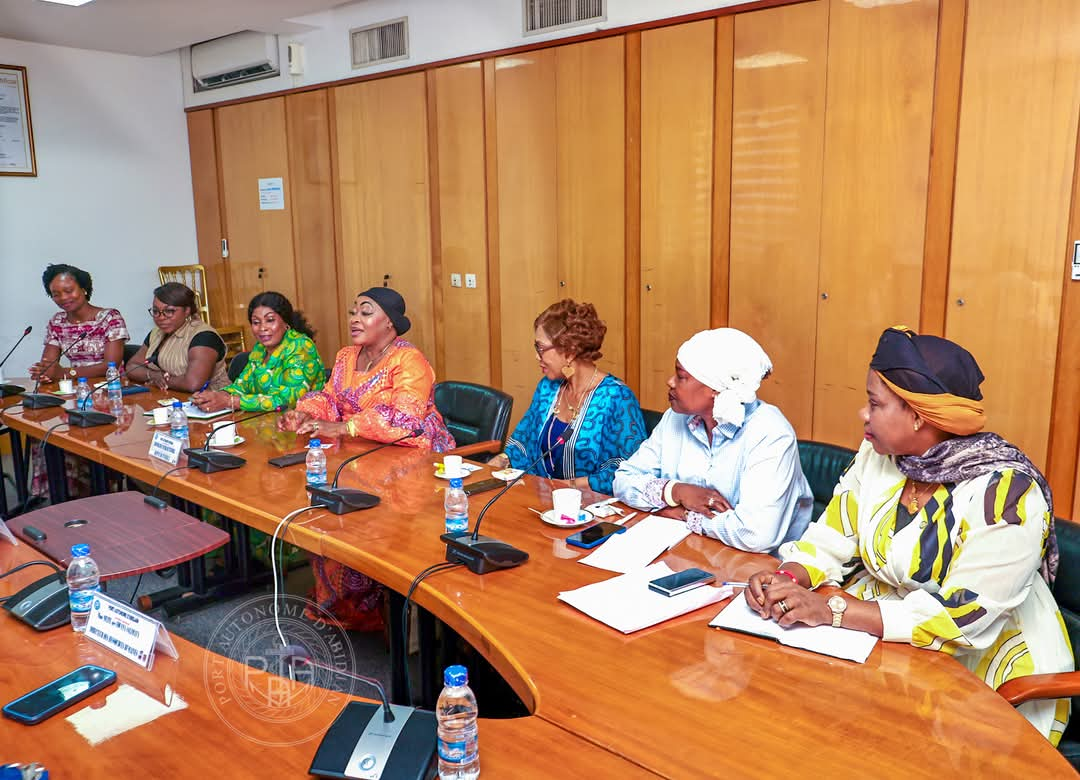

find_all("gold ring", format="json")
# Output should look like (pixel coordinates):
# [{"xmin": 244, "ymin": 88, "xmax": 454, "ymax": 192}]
[
  {"xmin": 779, "ymin": 600, "xmax": 789, "ymax": 614},
  {"xmin": 707, "ymin": 498, "xmax": 715, "ymax": 508}
]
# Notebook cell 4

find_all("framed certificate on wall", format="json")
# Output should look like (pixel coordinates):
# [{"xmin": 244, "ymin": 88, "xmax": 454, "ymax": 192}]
[{"xmin": 0, "ymin": 65, "xmax": 37, "ymax": 177}]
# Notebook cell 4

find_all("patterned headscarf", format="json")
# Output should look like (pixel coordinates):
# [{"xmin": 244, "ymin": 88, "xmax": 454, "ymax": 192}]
[{"xmin": 676, "ymin": 329, "xmax": 772, "ymax": 428}]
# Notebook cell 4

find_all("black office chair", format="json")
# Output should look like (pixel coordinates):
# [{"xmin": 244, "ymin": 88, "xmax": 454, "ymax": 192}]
[
  {"xmin": 998, "ymin": 517, "xmax": 1080, "ymax": 769},
  {"xmin": 122, "ymin": 342, "xmax": 139, "ymax": 364},
  {"xmin": 796, "ymin": 440, "xmax": 857, "ymax": 519},
  {"xmin": 228, "ymin": 351, "xmax": 250, "ymax": 382},
  {"xmin": 434, "ymin": 381, "xmax": 513, "ymax": 462},
  {"xmin": 641, "ymin": 408, "xmax": 665, "ymax": 437}
]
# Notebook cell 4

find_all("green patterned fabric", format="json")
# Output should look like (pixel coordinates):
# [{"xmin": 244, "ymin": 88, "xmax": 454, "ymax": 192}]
[{"xmin": 223, "ymin": 328, "xmax": 324, "ymax": 411}]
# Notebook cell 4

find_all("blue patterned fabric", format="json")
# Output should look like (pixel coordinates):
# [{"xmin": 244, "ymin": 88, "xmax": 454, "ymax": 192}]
[{"xmin": 506, "ymin": 375, "xmax": 647, "ymax": 495}]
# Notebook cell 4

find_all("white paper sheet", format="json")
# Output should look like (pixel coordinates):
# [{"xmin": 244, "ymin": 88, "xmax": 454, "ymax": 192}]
[
  {"xmin": 578, "ymin": 515, "xmax": 691, "ymax": 573},
  {"xmin": 709, "ymin": 596, "xmax": 878, "ymax": 663},
  {"xmin": 558, "ymin": 562, "xmax": 728, "ymax": 634}
]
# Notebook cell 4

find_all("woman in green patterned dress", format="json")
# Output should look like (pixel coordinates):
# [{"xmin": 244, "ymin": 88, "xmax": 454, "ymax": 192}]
[{"xmin": 192, "ymin": 291, "xmax": 324, "ymax": 413}]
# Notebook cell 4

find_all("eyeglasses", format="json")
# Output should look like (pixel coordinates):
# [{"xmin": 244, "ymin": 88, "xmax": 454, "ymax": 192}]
[
  {"xmin": 534, "ymin": 342, "xmax": 556, "ymax": 357},
  {"xmin": 148, "ymin": 307, "xmax": 179, "ymax": 318}
]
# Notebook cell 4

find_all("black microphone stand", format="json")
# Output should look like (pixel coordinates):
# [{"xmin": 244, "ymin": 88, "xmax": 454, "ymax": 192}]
[
  {"xmin": 307, "ymin": 429, "xmax": 423, "ymax": 515},
  {"xmin": 183, "ymin": 405, "xmax": 284, "ymax": 473},
  {"xmin": 21, "ymin": 331, "xmax": 93, "ymax": 409},
  {"xmin": 0, "ymin": 326, "xmax": 32, "ymax": 397}
]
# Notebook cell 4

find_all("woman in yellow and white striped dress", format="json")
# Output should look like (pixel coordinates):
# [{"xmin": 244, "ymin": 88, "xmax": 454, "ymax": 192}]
[{"xmin": 744, "ymin": 326, "xmax": 1072, "ymax": 745}]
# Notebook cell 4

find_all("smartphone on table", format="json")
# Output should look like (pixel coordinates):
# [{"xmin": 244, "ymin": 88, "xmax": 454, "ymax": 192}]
[
  {"xmin": 565, "ymin": 522, "xmax": 626, "ymax": 550},
  {"xmin": 2, "ymin": 665, "xmax": 117, "ymax": 725},
  {"xmin": 648, "ymin": 568, "xmax": 716, "ymax": 597},
  {"xmin": 463, "ymin": 478, "xmax": 504, "ymax": 497}
]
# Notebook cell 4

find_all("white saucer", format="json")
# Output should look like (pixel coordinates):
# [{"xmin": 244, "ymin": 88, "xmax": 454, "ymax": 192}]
[
  {"xmin": 540, "ymin": 509, "xmax": 594, "ymax": 528},
  {"xmin": 492, "ymin": 468, "xmax": 524, "ymax": 482},
  {"xmin": 434, "ymin": 468, "xmax": 470, "ymax": 480},
  {"xmin": 209, "ymin": 436, "xmax": 245, "ymax": 448}
]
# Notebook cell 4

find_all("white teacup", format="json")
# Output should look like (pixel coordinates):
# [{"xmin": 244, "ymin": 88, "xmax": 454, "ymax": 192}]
[
  {"xmin": 442, "ymin": 454, "xmax": 464, "ymax": 478},
  {"xmin": 209, "ymin": 420, "xmax": 237, "ymax": 447},
  {"xmin": 58, "ymin": 378, "xmax": 73, "ymax": 395},
  {"xmin": 552, "ymin": 488, "xmax": 583, "ymax": 523},
  {"xmin": 152, "ymin": 406, "xmax": 170, "ymax": 425}
]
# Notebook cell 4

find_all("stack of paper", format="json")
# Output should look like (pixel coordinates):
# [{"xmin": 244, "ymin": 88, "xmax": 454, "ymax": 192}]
[
  {"xmin": 578, "ymin": 515, "xmax": 691, "ymax": 573},
  {"xmin": 558, "ymin": 562, "xmax": 728, "ymax": 634},
  {"xmin": 709, "ymin": 597, "xmax": 878, "ymax": 663}
]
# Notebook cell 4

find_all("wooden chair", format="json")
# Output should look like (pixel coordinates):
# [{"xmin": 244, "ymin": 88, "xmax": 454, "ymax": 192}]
[{"xmin": 157, "ymin": 264, "xmax": 246, "ymax": 357}]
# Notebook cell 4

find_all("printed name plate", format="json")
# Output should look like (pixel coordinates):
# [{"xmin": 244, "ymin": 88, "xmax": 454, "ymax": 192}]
[
  {"xmin": 84, "ymin": 591, "xmax": 178, "ymax": 670},
  {"xmin": 148, "ymin": 430, "xmax": 182, "ymax": 465}
]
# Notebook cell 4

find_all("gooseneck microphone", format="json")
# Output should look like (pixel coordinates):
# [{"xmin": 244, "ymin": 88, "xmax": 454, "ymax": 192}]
[
  {"xmin": 308, "ymin": 428, "xmax": 424, "ymax": 515},
  {"xmin": 282, "ymin": 645, "xmax": 394, "ymax": 722},
  {"xmin": 183, "ymin": 404, "xmax": 285, "ymax": 473},
  {"xmin": 21, "ymin": 331, "xmax": 92, "ymax": 409},
  {"xmin": 0, "ymin": 325, "xmax": 32, "ymax": 397},
  {"xmin": 66, "ymin": 375, "xmax": 120, "ymax": 428},
  {"xmin": 442, "ymin": 421, "xmax": 578, "ymax": 575}
]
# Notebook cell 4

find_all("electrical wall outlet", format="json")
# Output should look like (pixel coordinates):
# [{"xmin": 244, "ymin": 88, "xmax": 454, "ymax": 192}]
[
  {"xmin": 465, "ymin": 273, "xmax": 477, "ymax": 289},
  {"xmin": 450, "ymin": 273, "xmax": 462, "ymax": 288}
]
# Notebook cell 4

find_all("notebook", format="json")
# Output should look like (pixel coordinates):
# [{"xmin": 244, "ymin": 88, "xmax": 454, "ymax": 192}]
[{"xmin": 142, "ymin": 401, "xmax": 231, "ymax": 421}]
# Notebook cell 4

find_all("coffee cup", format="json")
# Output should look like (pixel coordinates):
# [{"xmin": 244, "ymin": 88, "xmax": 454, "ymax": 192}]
[
  {"xmin": 152, "ymin": 407, "xmax": 170, "ymax": 425},
  {"xmin": 58, "ymin": 378, "xmax": 73, "ymax": 395},
  {"xmin": 209, "ymin": 420, "xmax": 237, "ymax": 447},
  {"xmin": 442, "ymin": 454, "xmax": 464, "ymax": 478},
  {"xmin": 552, "ymin": 488, "xmax": 583, "ymax": 523}
]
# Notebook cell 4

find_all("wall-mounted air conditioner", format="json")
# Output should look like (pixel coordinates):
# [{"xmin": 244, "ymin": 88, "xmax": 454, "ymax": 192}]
[{"xmin": 191, "ymin": 31, "xmax": 280, "ymax": 92}]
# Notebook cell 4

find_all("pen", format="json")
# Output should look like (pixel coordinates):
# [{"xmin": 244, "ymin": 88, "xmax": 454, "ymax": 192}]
[
  {"xmin": 722, "ymin": 581, "xmax": 749, "ymax": 588},
  {"xmin": 196, "ymin": 380, "xmax": 210, "ymax": 393}
]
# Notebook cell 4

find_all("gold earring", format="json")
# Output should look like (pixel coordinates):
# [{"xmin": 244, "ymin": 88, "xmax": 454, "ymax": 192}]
[
  {"xmin": 562, "ymin": 362, "xmax": 576, "ymax": 379},
  {"xmin": 913, "ymin": 420, "xmax": 920, "ymax": 432}
]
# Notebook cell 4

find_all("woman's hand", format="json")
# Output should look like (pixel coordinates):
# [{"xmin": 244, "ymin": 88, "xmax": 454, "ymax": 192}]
[
  {"xmin": 296, "ymin": 418, "xmax": 347, "ymax": 438},
  {"xmin": 671, "ymin": 483, "xmax": 732, "ymax": 515},
  {"xmin": 744, "ymin": 570, "xmax": 832, "ymax": 628},
  {"xmin": 145, "ymin": 368, "xmax": 170, "ymax": 392},
  {"xmin": 277, "ymin": 409, "xmax": 310, "ymax": 432},
  {"xmin": 28, "ymin": 362, "xmax": 60, "ymax": 382},
  {"xmin": 488, "ymin": 453, "xmax": 510, "ymax": 470},
  {"xmin": 192, "ymin": 389, "xmax": 234, "ymax": 412}
]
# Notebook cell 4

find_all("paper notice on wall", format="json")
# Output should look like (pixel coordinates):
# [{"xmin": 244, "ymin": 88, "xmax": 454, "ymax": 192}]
[{"xmin": 258, "ymin": 177, "xmax": 285, "ymax": 210}]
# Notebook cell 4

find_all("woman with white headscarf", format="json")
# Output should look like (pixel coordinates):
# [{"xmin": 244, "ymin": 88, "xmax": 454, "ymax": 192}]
[{"xmin": 613, "ymin": 328, "xmax": 813, "ymax": 553}]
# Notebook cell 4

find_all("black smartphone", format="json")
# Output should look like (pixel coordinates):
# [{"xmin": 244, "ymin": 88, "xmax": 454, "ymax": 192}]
[
  {"xmin": 463, "ymin": 478, "xmax": 504, "ymax": 496},
  {"xmin": 648, "ymin": 568, "xmax": 716, "ymax": 597},
  {"xmin": 565, "ymin": 522, "xmax": 626, "ymax": 549},
  {"xmin": 2, "ymin": 665, "xmax": 117, "ymax": 725}
]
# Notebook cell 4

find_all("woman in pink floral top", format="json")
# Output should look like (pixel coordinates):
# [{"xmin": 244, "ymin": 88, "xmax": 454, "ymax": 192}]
[{"xmin": 29, "ymin": 264, "xmax": 129, "ymax": 382}]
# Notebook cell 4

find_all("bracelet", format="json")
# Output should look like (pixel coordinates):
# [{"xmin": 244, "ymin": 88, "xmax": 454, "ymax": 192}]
[
  {"xmin": 662, "ymin": 480, "xmax": 680, "ymax": 508},
  {"xmin": 775, "ymin": 569, "xmax": 798, "ymax": 584},
  {"xmin": 346, "ymin": 418, "xmax": 359, "ymax": 437}
]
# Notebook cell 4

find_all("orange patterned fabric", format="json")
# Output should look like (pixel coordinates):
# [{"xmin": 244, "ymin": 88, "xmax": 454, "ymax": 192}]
[
  {"xmin": 876, "ymin": 372, "xmax": 986, "ymax": 436},
  {"xmin": 296, "ymin": 340, "xmax": 455, "ymax": 452}
]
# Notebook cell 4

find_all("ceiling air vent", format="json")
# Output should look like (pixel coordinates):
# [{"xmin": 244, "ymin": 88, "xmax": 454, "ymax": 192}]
[
  {"xmin": 350, "ymin": 18, "xmax": 409, "ymax": 68},
  {"xmin": 523, "ymin": 0, "xmax": 606, "ymax": 35}
]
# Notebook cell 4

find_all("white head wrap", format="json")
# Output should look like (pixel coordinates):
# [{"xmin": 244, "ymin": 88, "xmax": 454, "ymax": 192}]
[{"xmin": 676, "ymin": 328, "xmax": 772, "ymax": 428}]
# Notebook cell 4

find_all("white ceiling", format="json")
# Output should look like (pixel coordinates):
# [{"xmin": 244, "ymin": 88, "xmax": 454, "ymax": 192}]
[{"xmin": 0, "ymin": 0, "xmax": 352, "ymax": 57}]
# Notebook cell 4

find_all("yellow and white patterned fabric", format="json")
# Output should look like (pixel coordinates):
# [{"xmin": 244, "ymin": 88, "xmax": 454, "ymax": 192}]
[{"xmin": 780, "ymin": 439, "xmax": 1072, "ymax": 744}]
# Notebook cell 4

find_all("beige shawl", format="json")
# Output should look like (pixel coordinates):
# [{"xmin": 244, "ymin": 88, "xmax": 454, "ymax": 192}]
[{"xmin": 146, "ymin": 318, "xmax": 229, "ymax": 390}]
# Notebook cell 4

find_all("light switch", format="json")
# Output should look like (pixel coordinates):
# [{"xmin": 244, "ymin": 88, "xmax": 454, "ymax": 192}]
[
  {"xmin": 450, "ymin": 273, "xmax": 462, "ymax": 288},
  {"xmin": 465, "ymin": 274, "xmax": 477, "ymax": 289}
]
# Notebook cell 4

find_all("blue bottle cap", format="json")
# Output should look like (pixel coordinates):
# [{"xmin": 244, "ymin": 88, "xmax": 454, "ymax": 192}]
[
  {"xmin": 449, "ymin": 477, "xmax": 463, "ymax": 489},
  {"xmin": 77, "ymin": 377, "xmax": 87, "ymax": 383},
  {"xmin": 309, "ymin": 439, "xmax": 321, "ymax": 448},
  {"xmin": 172, "ymin": 400, "xmax": 182, "ymax": 408},
  {"xmin": 107, "ymin": 362, "xmax": 116, "ymax": 368},
  {"xmin": 444, "ymin": 665, "xmax": 468, "ymax": 687},
  {"xmin": 71, "ymin": 543, "xmax": 90, "ymax": 558}
]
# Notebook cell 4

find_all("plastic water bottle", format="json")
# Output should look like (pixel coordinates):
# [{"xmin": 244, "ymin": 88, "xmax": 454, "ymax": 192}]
[
  {"xmin": 437, "ymin": 665, "xmax": 479, "ymax": 779},
  {"xmin": 444, "ymin": 478, "xmax": 469, "ymax": 534},
  {"xmin": 169, "ymin": 400, "xmax": 189, "ymax": 445},
  {"xmin": 306, "ymin": 439, "xmax": 327, "ymax": 488},
  {"xmin": 75, "ymin": 377, "xmax": 91, "ymax": 409},
  {"xmin": 66, "ymin": 543, "xmax": 100, "ymax": 633},
  {"xmin": 105, "ymin": 361, "xmax": 122, "ymax": 405}
]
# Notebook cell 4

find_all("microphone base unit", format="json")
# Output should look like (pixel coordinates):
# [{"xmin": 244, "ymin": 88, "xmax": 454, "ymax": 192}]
[
  {"xmin": 308, "ymin": 485, "xmax": 380, "ymax": 514},
  {"xmin": 441, "ymin": 531, "xmax": 529, "ymax": 575},
  {"xmin": 0, "ymin": 384, "xmax": 25, "ymax": 398},
  {"xmin": 309, "ymin": 701, "xmax": 435, "ymax": 780},
  {"xmin": 183, "ymin": 448, "xmax": 246, "ymax": 473},
  {"xmin": 66, "ymin": 410, "xmax": 116, "ymax": 428},
  {"xmin": 20, "ymin": 393, "xmax": 66, "ymax": 409}
]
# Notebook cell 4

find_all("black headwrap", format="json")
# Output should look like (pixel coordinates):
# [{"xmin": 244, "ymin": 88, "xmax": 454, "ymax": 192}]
[
  {"xmin": 358, "ymin": 287, "xmax": 411, "ymax": 336},
  {"xmin": 869, "ymin": 326, "xmax": 984, "ymax": 398}
]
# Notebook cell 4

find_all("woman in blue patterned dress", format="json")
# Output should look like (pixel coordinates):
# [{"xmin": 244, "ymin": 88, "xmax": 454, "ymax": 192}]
[{"xmin": 489, "ymin": 300, "xmax": 646, "ymax": 495}]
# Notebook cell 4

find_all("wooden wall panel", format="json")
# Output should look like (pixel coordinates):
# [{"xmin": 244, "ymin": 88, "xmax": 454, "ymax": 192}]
[
  {"xmin": 332, "ymin": 73, "xmax": 436, "ymax": 366},
  {"xmin": 728, "ymin": 0, "xmax": 828, "ymax": 438},
  {"xmin": 215, "ymin": 98, "xmax": 298, "ymax": 325},
  {"xmin": 555, "ymin": 37, "xmax": 627, "ymax": 383},
  {"xmin": 946, "ymin": 0, "xmax": 1080, "ymax": 467},
  {"xmin": 639, "ymin": 20, "xmax": 716, "ymax": 412},
  {"xmin": 432, "ymin": 62, "xmax": 491, "ymax": 385},
  {"xmin": 285, "ymin": 89, "xmax": 341, "ymax": 361},
  {"xmin": 494, "ymin": 51, "xmax": 559, "ymax": 424},
  {"xmin": 185, "ymin": 110, "xmax": 233, "ymax": 327},
  {"xmin": 812, "ymin": 0, "xmax": 938, "ymax": 446},
  {"xmin": 710, "ymin": 16, "xmax": 734, "ymax": 330}
]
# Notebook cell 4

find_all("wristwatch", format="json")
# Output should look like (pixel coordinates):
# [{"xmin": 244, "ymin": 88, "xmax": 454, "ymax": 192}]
[{"xmin": 827, "ymin": 595, "xmax": 847, "ymax": 628}]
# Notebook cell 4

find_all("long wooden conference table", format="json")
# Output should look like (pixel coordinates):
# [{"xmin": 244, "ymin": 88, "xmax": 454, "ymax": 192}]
[{"xmin": 0, "ymin": 385, "xmax": 1072, "ymax": 777}]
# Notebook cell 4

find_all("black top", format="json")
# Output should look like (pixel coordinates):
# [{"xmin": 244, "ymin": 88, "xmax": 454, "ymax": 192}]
[{"xmin": 142, "ymin": 330, "xmax": 226, "ymax": 364}]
